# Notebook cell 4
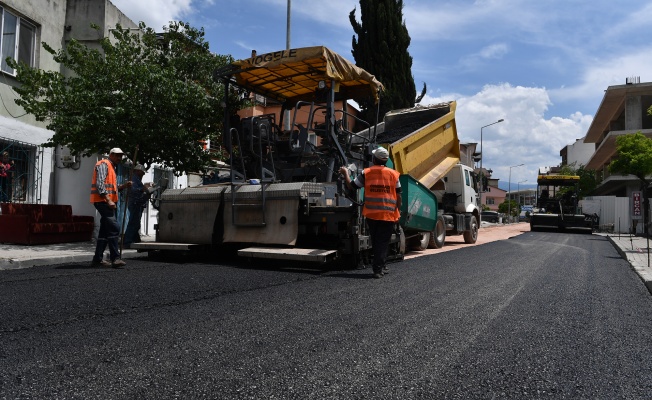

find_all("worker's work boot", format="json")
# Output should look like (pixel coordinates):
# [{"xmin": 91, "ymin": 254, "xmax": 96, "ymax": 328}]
[{"xmin": 90, "ymin": 259, "xmax": 111, "ymax": 268}]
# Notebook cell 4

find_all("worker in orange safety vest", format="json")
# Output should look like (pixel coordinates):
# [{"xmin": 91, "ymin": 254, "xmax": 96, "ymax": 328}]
[
  {"xmin": 90, "ymin": 148, "xmax": 132, "ymax": 268},
  {"xmin": 339, "ymin": 146, "xmax": 402, "ymax": 279}
]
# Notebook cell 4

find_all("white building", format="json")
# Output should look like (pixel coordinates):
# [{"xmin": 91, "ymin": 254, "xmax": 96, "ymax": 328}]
[
  {"xmin": 0, "ymin": 0, "xmax": 182, "ymax": 236},
  {"xmin": 560, "ymin": 137, "xmax": 594, "ymax": 168}
]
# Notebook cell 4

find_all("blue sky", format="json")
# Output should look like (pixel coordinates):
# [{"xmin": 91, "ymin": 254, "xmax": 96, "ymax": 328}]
[{"xmin": 111, "ymin": 0, "xmax": 652, "ymax": 186}]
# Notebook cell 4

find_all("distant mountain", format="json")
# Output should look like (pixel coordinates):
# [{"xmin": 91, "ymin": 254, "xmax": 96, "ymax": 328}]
[{"xmin": 497, "ymin": 182, "xmax": 538, "ymax": 192}]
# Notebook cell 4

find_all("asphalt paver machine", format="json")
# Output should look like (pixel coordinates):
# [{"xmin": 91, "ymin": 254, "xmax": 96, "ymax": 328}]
[
  {"xmin": 135, "ymin": 47, "xmax": 405, "ymax": 267},
  {"xmin": 529, "ymin": 174, "xmax": 594, "ymax": 232}
]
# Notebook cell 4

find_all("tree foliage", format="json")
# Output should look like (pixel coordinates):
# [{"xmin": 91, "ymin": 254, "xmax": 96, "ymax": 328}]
[
  {"xmin": 610, "ymin": 131, "xmax": 652, "ymax": 235},
  {"xmin": 9, "ymin": 21, "xmax": 239, "ymax": 174},
  {"xmin": 498, "ymin": 199, "xmax": 519, "ymax": 217},
  {"xmin": 557, "ymin": 163, "xmax": 598, "ymax": 199},
  {"xmin": 349, "ymin": 0, "xmax": 418, "ymax": 125},
  {"xmin": 609, "ymin": 132, "xmax": 652, "ymax": 187}
]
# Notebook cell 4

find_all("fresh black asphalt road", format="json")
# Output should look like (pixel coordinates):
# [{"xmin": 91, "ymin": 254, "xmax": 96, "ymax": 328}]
[{"xmin": 2, "ymin": 232, "xmax": 652, "ymax": 399}]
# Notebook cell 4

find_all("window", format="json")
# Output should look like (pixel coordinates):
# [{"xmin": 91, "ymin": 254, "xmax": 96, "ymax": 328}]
[
  {"xmin": 487, "ymin": 198, "xmax": 495, "ymax": 205},
  {"xmin": 0, "ymin": 139, "xmax": 40, "ymax": 203},
  {"xmin": 0, "ymin": 7, "xmax": 36, "ymax": 75}
]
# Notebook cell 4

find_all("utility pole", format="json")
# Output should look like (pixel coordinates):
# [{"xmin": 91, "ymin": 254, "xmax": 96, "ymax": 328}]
[{"xmin": 283, "ymin": 0, "xmax": 292, "ymax": 132}]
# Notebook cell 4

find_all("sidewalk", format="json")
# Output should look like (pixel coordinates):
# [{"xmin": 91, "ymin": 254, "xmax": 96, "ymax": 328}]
[
  {"xmin": 604, "ymin": 233, "xmax": 652, "ymax": 294},
  {"xmin": 0, "ymin": 235, "xmax": 154, "ymax": 270}
]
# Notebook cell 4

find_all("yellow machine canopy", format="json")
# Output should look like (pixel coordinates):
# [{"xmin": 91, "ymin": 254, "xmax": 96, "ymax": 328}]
[
  {"xmin": 222, "ymin": 46, "xmax": 383, "ymax": 104},
  {"xmin": 537, "ymin": 175, "xmax": 580, "ymax": 186}
]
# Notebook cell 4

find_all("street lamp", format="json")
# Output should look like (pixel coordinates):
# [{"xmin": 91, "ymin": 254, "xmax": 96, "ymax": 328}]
[
  {"xmin": 508, "ymin": 164, "xmax": 524, "ymax": 223},
  {"xmin": 517, "ymin": 180, "xmax": 528, "ymax": 216},
  {"xmin": 479, "ymin": 118, "xmax": 504, "ymax": 192}
]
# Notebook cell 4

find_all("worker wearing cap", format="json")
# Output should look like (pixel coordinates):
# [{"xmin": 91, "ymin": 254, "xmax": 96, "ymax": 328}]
[
  {"xmin": 90, "ymin": 148, "xmax": 131, "ymax": 268},
  {"xmin": 339, "ymin": 146, "xmax": 402, "ymax": 279},
  {"xmin": 123, "ymin": 164, "xmax": 153, "ymax": 248}
]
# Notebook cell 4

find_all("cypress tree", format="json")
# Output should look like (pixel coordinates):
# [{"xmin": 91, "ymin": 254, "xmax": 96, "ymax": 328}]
[{"xmin": 350, "ymin": 0, "xmax": 418, "ymax": 125}]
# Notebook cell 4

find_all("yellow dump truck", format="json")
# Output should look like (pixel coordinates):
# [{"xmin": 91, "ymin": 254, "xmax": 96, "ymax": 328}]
[{"xmin": 378, "ymin": 102, "xmax": 481, "ymax": 250}]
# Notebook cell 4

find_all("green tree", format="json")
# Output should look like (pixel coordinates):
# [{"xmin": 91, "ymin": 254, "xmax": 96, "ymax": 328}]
[
  {"xmin": 609, "ymin": 132, "xmax": 652, "ymax": 234},
  {"xmin": 610, "ymin": 132, "xmax": 652, "ymax": 184},
  {"xmin": 498, "ymin": 199, "xmax": 519, "ymax": 217},
  {"xmin": 558, "ymin": 163, "xmax": 598, "ymax": 199},
  {"xmin": 349, "ymin": 0, "xmax": 419, "ymax": 125},
  {"xmin": 8, "ymin": 21, "xmax": 240, "ymax": 174}
]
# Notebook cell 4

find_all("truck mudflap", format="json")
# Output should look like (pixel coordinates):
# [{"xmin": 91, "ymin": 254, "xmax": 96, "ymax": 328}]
[{"xmin": 237, "ymin": 247, "xmax": 338, "ymax": 263}]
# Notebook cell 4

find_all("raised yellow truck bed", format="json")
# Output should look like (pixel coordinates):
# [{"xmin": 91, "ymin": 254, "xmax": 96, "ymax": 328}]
[{"xmin": 381, "ymin": 102, "xmax": 460, "ymax": 189}]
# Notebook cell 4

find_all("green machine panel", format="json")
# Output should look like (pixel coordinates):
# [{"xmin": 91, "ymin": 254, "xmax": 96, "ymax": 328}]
[{"xmin": 399, "ymin": 174, "xmax": 438, "ymax": 233}]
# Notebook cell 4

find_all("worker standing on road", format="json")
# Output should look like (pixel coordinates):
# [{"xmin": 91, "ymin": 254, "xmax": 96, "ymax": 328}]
[
  {"xmin": 123, "ymin": 164, "xmax": 153, "ymax": 249},
  {"xmin": 90, "ymin": 148, "xmax": 131, "ymax": 268},
  {"xmin": 339, "ymin": 147, "xmax": 402, "ymax": 279}
]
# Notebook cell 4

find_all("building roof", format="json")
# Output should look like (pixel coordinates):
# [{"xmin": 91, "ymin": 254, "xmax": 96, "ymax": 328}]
[
  {"xmin": 585, "ymin": 82, "xmax": 652, "ymax": 143},
  {"xmin": 584, "ymin": 81, "xmax": 652, "ymax": 170}
]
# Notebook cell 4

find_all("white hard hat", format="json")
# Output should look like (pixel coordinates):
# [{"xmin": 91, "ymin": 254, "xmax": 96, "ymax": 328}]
[{"xmin": 372, "ymin": 146, "xmax": 389, "ymax": 161}]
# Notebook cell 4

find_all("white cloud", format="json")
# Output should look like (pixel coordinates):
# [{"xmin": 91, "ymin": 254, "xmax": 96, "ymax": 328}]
[
  {"xmin": 420, "ymin": 83, "xmax": 592, "ymax": 183},
  {"xmin": 551, "ymin": 48, "xmax": 652, "ymax": 105},
  {"xmin": 479, "ymin": 43, "xmax": 509, "ymax": 60},
  {"xmin": 110, "ymin": 0, "xmax": 194, "ymax": 30},
  {"xmin": 602, "ymin": 3, "xmax": 652, "ymax": 40},
  {"xmin": 253, "ymin": 0, "xmax": 358, "ymax": 29},
  {"xmin": 459, "ymin": 43, "xmax": 509, "ymax": 70}
]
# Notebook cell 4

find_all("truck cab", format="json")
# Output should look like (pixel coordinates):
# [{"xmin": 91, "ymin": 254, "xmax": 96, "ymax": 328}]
[{"xmin": 434, "ymin": 163, "xmax": 481, "ymax": 243}]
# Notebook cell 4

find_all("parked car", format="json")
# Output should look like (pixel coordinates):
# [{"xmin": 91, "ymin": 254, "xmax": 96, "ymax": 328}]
[{"xmin": 481, "ymin": 211, "xmax": 500, "ymax": 223}]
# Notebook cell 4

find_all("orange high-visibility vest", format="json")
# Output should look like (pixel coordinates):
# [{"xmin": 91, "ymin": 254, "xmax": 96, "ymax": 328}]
[
  {"xmin": 90, "ymin": 159, "xmax": 118, "ymax": 203},
  {"xmin": 362, "ymin": 165, "xmax": 400, "ymax": 222}
]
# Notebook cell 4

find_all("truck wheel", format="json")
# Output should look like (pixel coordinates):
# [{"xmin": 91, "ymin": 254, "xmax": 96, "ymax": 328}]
[
  {"xmin": 463, "ymin": 215, "xmax": 478, "ymax": 244},
  {"xmin": 428, "ymin": 216, "xmax": 446, "ymax": 249},
  {"xmin": 411, "ymin": 232, "xmax": 430, "ymax": 251}
]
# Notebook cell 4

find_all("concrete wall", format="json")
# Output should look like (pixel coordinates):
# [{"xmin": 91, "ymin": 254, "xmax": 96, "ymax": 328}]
[
  {"xmin": 583, "ymin": 192, "xmax": 652, "ymax": 234},
  {"xmin": 583, "ymin": 196, "xmax": 633, "ymax": 234},
  {"xmin": 64, "ymin": 0, "xmax": 138, "ymax": 47},
  {"xmin": 625, "ymin": 95, "xmax": 643, "ymax": 131},
  {"xmin": 566, "ymin": 138, "xmax": 594, "ymax": 167}
]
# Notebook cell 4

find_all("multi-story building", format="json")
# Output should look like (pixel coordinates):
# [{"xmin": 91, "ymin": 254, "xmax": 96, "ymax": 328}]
[
  {"xmin": 483, "ymin": 184, "xmax": 506, "ymax": 212},
  {"xmin": 572, "ymin": 78, "xmax": 652, "ymax": 233},
  {"xmin": 0, "ymin": 0, "xmax": 139, "ymax": 218},
  {"xmin": 584, "ymin": 79, "xmax": 652, "ymax": 196}
]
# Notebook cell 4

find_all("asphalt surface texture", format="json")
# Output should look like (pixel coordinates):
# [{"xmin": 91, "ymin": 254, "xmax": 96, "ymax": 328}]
[{"xmin": 2, "ymin": 225, "xmax": 652, "ymax": 399}]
